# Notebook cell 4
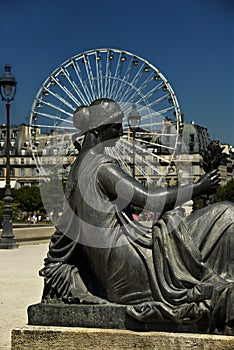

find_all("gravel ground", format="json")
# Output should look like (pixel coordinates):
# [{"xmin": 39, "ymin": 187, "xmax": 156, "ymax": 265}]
[{"xmin": 0, "ymin": 243, "xmax": 48, "ymax": 349}]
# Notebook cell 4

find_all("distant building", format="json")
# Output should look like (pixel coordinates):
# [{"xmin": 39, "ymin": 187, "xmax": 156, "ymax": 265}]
[
  {"xmin": 0, "ymin": 121, "xmax": 233, "ymax": 190},
  {"xmin": 0, "ymin": 124, "xmax": 40, "ymax": 188},
  {"xmin": 181, "ymin": 122, "xmax": 210, "ymax": 154},
  {"xmin": 174, "ymin": 122, "xmax": 211, "ymax": 186},
  {"xmin": 127, "ymin": 120, "xmax": 233, "ymax": 188},
  {"xmin": 0, "ymin": 124, "xmax": 70, "ymax": 189},
  {"xmin": 219, "ymin": 144, "xmax": 234, "ymax": 186}
]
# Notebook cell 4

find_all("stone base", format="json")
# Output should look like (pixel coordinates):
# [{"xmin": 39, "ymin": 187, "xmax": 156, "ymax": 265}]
[
  {"xmin": 11, "ymin": 326, "xmax": 234, "ymax": 350},
  {"xmin": 0, "ymin": 237, "xmax": 18, "ymax": 249},
  {"xmin": 28, "ymin": 303, "xmax": 212, "ymax": 333}
]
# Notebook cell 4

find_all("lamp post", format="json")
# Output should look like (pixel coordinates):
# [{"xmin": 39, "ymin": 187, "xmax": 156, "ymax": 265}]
[
  {"xmin": 0, "ymin": 64, "xmax": 18, "ymax": 249},
  {"xmin": 128, "ymin": 104, "xmax": 141, "ymax": 178}
]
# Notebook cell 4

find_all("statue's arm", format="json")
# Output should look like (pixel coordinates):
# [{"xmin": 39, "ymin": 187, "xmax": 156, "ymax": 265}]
[{"xmin": 97, "ymin": 164, "xmax": 220, "ymax": 213}]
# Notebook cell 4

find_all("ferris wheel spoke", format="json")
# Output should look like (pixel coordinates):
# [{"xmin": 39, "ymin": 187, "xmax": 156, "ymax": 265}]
[
  {"xmin": 94, "ymin": 51, "xmax": 104, "ymax": 98},
  {"xmin": 115, "ymin": 82, "xmax": 133, "ymax": 105},
  {"xmin": 136, "ymin": 114, "xmax": 163, "ymax": 124},
  {"xmin": 31, "ymin": 110, "xmax": 73, "ymax": 125},
  {"xmin": 146, "ymin": 105, "xmax": 175, "ymax": 117},
  {"xmin": 30, "ymin": 48, "xmax": 181, "ymax": 184},
  {"xmin": 50, "ymin": 76, "xmax": 80, "ymax": 106},
  {"xmin": 115, "ymin": 143, "xmax": 141, "ymax": 173},
  {"xmin": 135, "ymin": 83, "xmax": 166, "ymax": 106},
  {"xmin": 109, "ymin": 52, "xmax": 128, "ymax": 98},
  {"xmin": 36, "ymin": 98, "xmax": 73, "ymax": 117},
  {"xmin": 82, "ymin": 54, "xmax": 97, "ymax": 101},
  {"xmin": 33, "ymin": 156, "xmax": 48, "ymax": 178},
  {"xmin": 130, "ymin": 71, "xmax": 156, "ymax": 98},
  {"xmin": 112, "ymin": 56, "xmax": 136, "ymax": 101},
  {"xmin": 39, "ymin": 86, "xmax": 75, "ymax": 111},
  {"xmin": 126, "ymin": 61, "xmax": 145, "ymax": 90},
  {"xmin": 140, "ymin": 155, "xmax": 169, "ymax": 175},
  {"xmin": 104, "ymin": 51, "xmax": 114, "ymax": 97},
  {"xmin": 108, "ymin": 53, "xmax": 121, "ymax": 98},
  {"xmin": 41, "ymin": 86, "xmax": 73, "ymax": 112},
  {"xmin": 139, "ymin": 117, "xmax": 174, "ymax": 129},
  {"xmin": 117, "ymin": 62, "xmax": 145, "ymax": 102},
  {"xmin": 60, "ymin": 66, "xmax": 89, "ymax": 106},
  {"xmin": 124, "ymin": 83, "xmax": 151, "ymax": 109},
  {"xmin": 120, "ymin": 138, "xmax": 172, "ymax": 161},
  {"xmin": 133, "ymin": 136, "xmax": 176, "ymax": 153},
  {"xmin": 32, "ymin": 123, "xmax": 76, "ymax": 131},
  {"xmin": 72, "ymin": 59, "xmax": 93, "ymax": 105},
  {"xmin": 105, "ymin": 146, "xmax": 132, "ymax": 175},
  {"xmin": 141, "ymin": 156, "xmax": 165, "ymax": 176},
  {"xmin": 116, "ymin": 142, "xmax": 153, "ymax": 183}
]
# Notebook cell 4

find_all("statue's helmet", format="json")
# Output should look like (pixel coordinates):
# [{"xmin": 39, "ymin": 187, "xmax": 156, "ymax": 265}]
[{"xmin": 73, "ymin": 98, "xmax": 123, "ymax": 136}]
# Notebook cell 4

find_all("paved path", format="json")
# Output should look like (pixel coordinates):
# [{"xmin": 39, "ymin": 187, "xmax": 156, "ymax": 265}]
[{"xmin": 0, "ymin": 243, "xmax": 48, "ymax": 349}]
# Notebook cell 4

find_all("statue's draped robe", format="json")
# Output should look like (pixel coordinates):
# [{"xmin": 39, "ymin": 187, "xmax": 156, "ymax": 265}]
[{"xmin": 40, "ymin": 151, "xmax": 234, "ymax": 332}]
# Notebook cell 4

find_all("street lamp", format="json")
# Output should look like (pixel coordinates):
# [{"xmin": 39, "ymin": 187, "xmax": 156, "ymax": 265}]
[
  {"xmin": 128, "ymin": 104, "xmax": 141, "ymax": 178},
  {"xmin": 0, "ymin": 64, "xmax": 18, "ymax": 249}
]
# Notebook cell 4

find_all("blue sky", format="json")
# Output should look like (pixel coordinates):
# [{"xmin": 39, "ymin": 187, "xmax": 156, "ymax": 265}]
[{"xmin": 0, "ymin": 0, "xmax": 233, "ymax": 144}]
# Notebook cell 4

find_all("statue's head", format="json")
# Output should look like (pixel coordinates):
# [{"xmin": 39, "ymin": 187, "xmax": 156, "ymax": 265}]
[{"xmin": 73, "ymin": 99, "xmax": 123, "ymax": 137}]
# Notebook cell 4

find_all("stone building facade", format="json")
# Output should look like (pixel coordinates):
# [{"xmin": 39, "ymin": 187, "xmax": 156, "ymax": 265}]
[
  {"xmin": 0, "ymin": 122, "xmax": 233, "ymax": 190},
  {"xmin": 0, "ymin": 124, "xmax": 40, "ymax": 188}
]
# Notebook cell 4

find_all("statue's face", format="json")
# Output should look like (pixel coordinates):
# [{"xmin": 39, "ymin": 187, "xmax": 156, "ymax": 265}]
[{"xmin": 99, "ymin": 122, "xmax": 123, "ymax": 147}]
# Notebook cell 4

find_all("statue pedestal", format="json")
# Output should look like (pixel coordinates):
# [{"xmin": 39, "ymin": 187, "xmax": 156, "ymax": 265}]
[
  {"xmin": 27, "ymin": 303, "xmax": 211, "ymax": 333},
  {"xmin": 11, "ymin": 304, "xmax": 233, "ymax": 349},
  {"xmin": 12, "ymin": 326, "xmax": 234, "ymax": 350}
]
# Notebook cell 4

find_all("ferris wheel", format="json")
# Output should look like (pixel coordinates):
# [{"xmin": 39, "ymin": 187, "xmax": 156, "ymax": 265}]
[{"xmin": 29, "ymin": 48, "xmax": 183, "ymax": 186}]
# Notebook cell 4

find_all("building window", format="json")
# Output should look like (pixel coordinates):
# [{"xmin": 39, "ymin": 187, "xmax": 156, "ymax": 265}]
[
  {"xmin": 189, "ymin": 134, "xmax": 195, "ymax": 152},
  {"xmin": 30, "ymin": 168, "xmax": 37, "ymax": 176},
  {"xmin": 11, "ymin": 131, "xmax": 18, "ymax": 138},
  {"xmin": 20, "ymin": 168, "xmax": 25, "ymax": 177},
  {"xmin": 190, "ymin": 134, "xmax": 194, "ymax": 142},
  {"xmin": 0, "ymin": 168, "xmax": 4, "ymax": 176},
  {"xmin": 189, "ymin": 166, "xmax": 194, "ymax": 176},
  {"xmin": 10, "ymin": 168, "xmax": 14, "ymax": 176}
]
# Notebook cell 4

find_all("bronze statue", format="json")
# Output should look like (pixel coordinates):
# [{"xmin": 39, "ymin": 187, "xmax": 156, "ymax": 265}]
[{"xmin": 39, "ymin": 99, "xmax": 234, "ymax": 334}]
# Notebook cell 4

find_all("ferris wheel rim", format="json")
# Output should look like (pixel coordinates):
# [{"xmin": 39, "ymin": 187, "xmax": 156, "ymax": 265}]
[
  {"xmin": 29, "ymin": 47, "xmax": 183, "ymax": 184},
  {"xmin": 30, "ymin": 47, "xmax": 181, "ymax": 123}
]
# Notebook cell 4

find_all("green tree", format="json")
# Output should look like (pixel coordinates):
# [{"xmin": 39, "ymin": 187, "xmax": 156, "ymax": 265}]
[
  {"xmin": 12, "ymin": 186, "xmax": 44, "ymax": 214},
  {"xmin": 189, "ymin": 179, "xmax": 234, "ymax": 210},
  {"xmin": 217, "ymin": 179, "xmax": 234, "ymax": 203}
]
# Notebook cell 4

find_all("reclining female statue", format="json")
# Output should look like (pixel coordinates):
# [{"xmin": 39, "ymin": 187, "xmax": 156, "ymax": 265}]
[{"xmin": 40, "ymin": 99, "xmax": 234, "ymax": 334}]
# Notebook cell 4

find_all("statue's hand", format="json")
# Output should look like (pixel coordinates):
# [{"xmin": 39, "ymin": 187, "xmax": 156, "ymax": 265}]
[{"xmin": 197, "ymin": 169, "xmax": 221, "ymax": 195}]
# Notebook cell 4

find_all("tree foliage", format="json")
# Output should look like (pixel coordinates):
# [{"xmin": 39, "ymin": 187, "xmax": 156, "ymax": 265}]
[
  {"xmin": 217, "ymin": 179, "xmax": 234, "ymax": 203},
  {"xmin": 12, "ymin": 186, "xmax": 44, "ymax": 213},
  {"xmin": 185, "ymin": 179, "xmax": 234, "ymax": 211}
]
